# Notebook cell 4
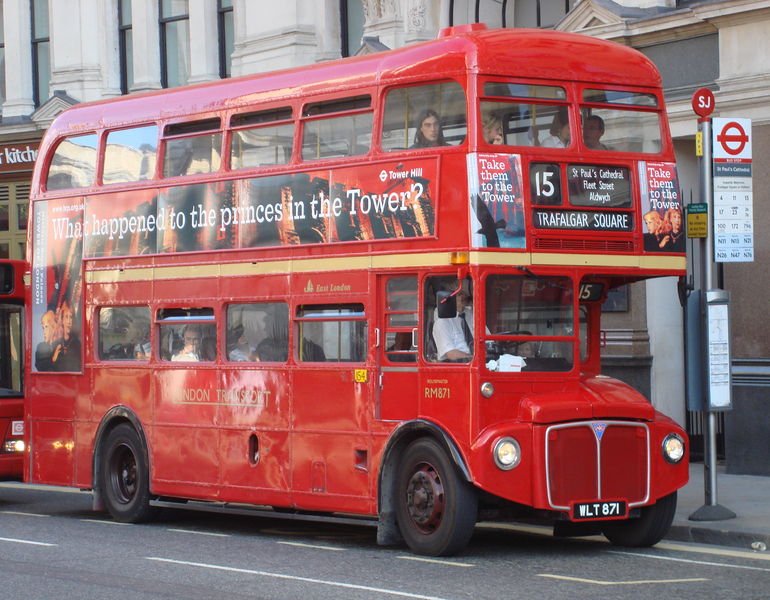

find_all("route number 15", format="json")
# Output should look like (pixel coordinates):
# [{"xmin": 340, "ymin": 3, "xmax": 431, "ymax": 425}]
[{"xmin": 530, "ymin": 163, "xmax": 562, "ymax": 206}]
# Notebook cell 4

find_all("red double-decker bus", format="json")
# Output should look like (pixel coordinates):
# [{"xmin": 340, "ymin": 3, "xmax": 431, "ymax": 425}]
[
  {"xmin": 1, "ymin": 259, "xmax": 25, "ymax": 479},
  {"xmin": 25, "ymin": 24, "xmax": 687, "ymax": 555}
]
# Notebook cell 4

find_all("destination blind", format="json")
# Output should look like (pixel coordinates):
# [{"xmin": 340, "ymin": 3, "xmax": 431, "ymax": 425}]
[{"xmin": 532, "ymin": 209, "xmax": 633, "ymax": 231}]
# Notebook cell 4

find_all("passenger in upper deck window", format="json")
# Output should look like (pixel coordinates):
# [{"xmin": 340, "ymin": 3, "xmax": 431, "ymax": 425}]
[
  {"xmin": 411, "ymin": 109, "xmax": 446, "ymax": 148},
  {"xmin": 482, "ymin": 113, "xmax": 504, "ymax": 145},
  {"xmin": 540, "ymin": 108, "xmax": 570, "ymax": 148},
  {"xmin": 583, "ymin": 115, "xmax": 609, "ymax": 150}
]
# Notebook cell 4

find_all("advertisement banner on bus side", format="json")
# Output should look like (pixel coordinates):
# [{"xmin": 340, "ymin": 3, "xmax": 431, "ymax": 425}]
[
  {"xmin": 31, "ymin": 161, "xmax": 437, "ymax": 370},
  {"xmin": 468, "ymin": 153, "xmax": 526, "ymax": 248},
  {"xmin": 31, "ymin": 197, "xmax": 83, "ymax": 372},
  {"xmin": 77, "ymin": 160, "xmax": 437, "ymax": 258},
  {"xmin": 638, "ymin": 161, "xmax": 684, "ymax": 253}
]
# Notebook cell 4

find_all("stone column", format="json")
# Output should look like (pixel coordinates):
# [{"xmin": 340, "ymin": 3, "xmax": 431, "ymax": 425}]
[
  {"xmin": 98, "ymin": 0, "xmax": 122, "ymax": 98},
  {"xmin": 231, "ymin": 0, "xmax": 318, "ymax": 76},
  {"xmin": 314, "ymin": 0, "xmax": 342, "ymax": 63},
  {"xmin": 188, "ymin": 0, "xmax": 219, "ymax": 83},
  {"xmin": 363, "ymin": 0, "xmax": 404, "ymax": 50},
  {"xmin": 49, "ymin": 0, "xmax": 103, "ymax": 102},
  {"xmin": 3, "ymin": 0, "xmax": 36, "ymax": 119},
  {"xmin": 646, "ymin": 276, "xmax": 685, "ymax": 425},
  {"xmin": 404, "ymin": 0, "xmax": 438, "ymax": 44},
  {"xmin": 131, "ymin": 0, "xmax": 162, "ymax": 92}
]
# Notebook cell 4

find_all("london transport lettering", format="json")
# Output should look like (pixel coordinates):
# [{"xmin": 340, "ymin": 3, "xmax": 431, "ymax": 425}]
[{"xmin": 179, "ymin": 388, "xmax": 271, "ymax": 406}]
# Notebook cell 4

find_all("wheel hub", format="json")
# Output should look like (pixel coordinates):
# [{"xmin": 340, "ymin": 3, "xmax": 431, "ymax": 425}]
[
  {"xmin": 111, "ymin": 443, "xmax": 138, "ymax": 504},
  {"xmin": 405, "ymin": 462, "xmax": 445, "ymax": 533}
]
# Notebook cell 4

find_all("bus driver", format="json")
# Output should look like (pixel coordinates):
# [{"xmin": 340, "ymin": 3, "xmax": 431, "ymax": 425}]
[{"xmin": 432, "ymin": 286, "xmax": 474, "ymax": 362}]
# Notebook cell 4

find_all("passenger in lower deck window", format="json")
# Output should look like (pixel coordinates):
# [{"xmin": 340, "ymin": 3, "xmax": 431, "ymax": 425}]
[
  {"xmin": 228, "ymin": 325, "xmax": 256, "ymax": 361},
  {"xmin": 126, "ymin": 317, "xmax": 151, "ymax": 360},
  {"xmin": 172, "ymin": 324, "xmax": 203, "ymax": 362}
]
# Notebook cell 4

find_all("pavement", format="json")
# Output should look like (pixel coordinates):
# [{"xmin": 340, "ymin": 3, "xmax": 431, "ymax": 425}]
[{"xmin": 667, "ymin": 461, "xmax": 770, "ymax": 550}]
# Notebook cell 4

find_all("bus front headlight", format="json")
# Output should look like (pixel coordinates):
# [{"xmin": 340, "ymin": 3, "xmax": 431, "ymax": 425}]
[
  {"xmin": 662, "ymin": 433, "xmax": 685, "ymax": 464},
  {"xmin": 493, "ymin": 437, "xmax": 521, "ymax": 470}
]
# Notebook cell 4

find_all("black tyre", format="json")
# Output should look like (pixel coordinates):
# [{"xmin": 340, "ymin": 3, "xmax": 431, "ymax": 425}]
[
  {"xmin": 99, "ymin": 423, "xmax": 157, "ymax": 523},
  {"xmin": 395, "ymin": 438, "xmax": 478, "ymax": 556},
  {"xmin": 602, "ymin": 491, "xmax": 677, "ymax": 547}
]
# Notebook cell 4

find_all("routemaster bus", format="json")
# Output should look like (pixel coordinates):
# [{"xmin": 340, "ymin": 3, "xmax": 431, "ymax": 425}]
[
  {"xmin": 25, "ymin": 24, "xmax": 688, "ymax": 556},
  {"xmin": 1, "ymin": 259, "xmax": 25, "ymax": 479}
]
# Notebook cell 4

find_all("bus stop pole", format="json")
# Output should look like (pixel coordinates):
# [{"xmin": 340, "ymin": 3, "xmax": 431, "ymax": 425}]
[{"xmin": 689, "ymin": 117, "xmax": 735, "ymax": 521}]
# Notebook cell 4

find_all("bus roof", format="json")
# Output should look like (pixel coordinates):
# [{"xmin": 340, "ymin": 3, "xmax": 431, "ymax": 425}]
[{"xmin": 45, "ymin": 25, "xmax": 661, "ymax": 137}]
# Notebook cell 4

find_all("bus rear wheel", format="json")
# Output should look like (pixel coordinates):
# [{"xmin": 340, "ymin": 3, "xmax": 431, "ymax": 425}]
[
  {"xmin": 395, "ymin": 438, "xmax": 477, "ymax": 556},
  {"xmin": 602, "ymin": 491, "xmax": 677, "ymax": 547},
  {"xmin": 99, "ymin": 423, "xmax": 157, "ymax": 523}
]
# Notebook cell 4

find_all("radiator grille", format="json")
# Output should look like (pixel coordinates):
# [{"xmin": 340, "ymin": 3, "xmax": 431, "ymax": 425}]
[
  {"xmin": 533, "ymin": 238, "xmax": 635, "ymax": 252},
  {"xmin": 545, "ymin": 421, "xmax": 649, "ymax": 510}
]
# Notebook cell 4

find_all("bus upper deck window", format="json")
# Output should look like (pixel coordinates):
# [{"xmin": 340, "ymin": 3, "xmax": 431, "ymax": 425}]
[
  {"xmin": 103, "ymin": 125, "xmax": 158, "ymax": 184},
  {"xmin": 47, "ymin": 133, "xmax": 98, "ymax": 191},
  {"xmin": 231, "ymin": 108, "xmax": 294, "ymax": 169},
  {"xmin": 382, "ymin": 82, "xmax": 466, "ymax": 151},
  {"xmin": 163, "ymin": 118, "xmax": 222, "ymax": 177},
  {"xmin": 479, "ymin": 82, "xmax": 568, "ymax": 148},
  {"xmin": 580, "ymin": 89, "xmax": 661, "ymax": 153},
  {"xmin": 301, "ymin": 96, "xmax": 372, "ymax": 161}
]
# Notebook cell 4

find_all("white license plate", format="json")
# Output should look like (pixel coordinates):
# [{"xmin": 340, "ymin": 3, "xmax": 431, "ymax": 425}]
[{"xmin": 572, "ymin": 500, "xmax": 627, "ymax": 520}]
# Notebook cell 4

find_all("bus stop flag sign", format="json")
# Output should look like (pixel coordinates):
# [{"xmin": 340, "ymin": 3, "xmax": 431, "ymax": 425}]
[{"xmin": 712, "ymin": 117, "xmax": 753, "ymax": 262}]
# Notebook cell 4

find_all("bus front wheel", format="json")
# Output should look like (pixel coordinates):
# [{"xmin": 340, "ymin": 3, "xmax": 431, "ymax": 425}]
[
  {"xmin": 395, "ymin": 438, "xmax": 477, "ymax": 556},
  {"xmin": 99, "ymin": 423, "xmax": 157, "ymax": 523},
  {"xmin": 602, "ymin": 492, "xmax": 677, "ymax": 547}
]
